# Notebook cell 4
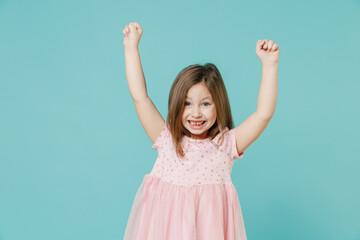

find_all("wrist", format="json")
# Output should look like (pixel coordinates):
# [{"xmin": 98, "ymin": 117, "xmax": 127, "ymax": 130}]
[
  {"xmin": 262, "ymin": 62, "xmax": 278, "ymax": 68},
  {"xmin": 124, "ymin": 45, "xmax": 139, "ymax": 52}
]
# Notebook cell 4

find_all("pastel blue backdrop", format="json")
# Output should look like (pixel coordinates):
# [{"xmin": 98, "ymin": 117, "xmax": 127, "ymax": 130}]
[{"xmin": 1, "ymin": 0, "xmax": 359, "ymax": 239}]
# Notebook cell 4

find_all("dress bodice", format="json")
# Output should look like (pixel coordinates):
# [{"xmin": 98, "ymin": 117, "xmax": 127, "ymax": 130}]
[{"xmin": 150, "ymin": 123, "xmax": 244, "ymax": 186}]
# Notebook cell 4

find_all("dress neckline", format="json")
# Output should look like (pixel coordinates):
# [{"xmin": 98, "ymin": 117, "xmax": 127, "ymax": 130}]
[{"xmin": 183, "ymin": 135, "xmax": 211, "ymax": 142}]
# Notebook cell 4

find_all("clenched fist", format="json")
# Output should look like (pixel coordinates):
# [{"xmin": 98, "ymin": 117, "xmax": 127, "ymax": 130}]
[
  {"xmin": 123, "ymin": 22, "xmax": 143, "ymax": 49},
  {"xmin": 256, "ymin": 39, "xmax": 280, "ymax": 65}
]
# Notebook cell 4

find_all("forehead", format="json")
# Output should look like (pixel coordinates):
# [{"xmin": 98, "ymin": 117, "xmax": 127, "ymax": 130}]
[{"xmin": 186, "ymin": 82, "xmax": 212, "ymax": 99}]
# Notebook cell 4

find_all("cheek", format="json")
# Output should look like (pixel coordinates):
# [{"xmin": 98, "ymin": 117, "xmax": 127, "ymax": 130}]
[
  {"xmin": 208, "ymin": 108, "xmax": 217, "ymax": 119},
  {"xmin": 181, "ymin": 110, "xmax": 189, "ymax": 121},
  {"xmin": 211, "ymin": 113, "xmax": 217, "ymax": 121}
]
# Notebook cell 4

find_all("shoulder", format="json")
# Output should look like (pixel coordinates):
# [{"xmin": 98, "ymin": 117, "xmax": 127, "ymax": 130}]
[
  {"xmin": 151, "ymin": 122, "xmax": 171, "ymax": 150},
  {"xmin": 215, "ymin": 127, "xmax": 244, "ymax": 160}
]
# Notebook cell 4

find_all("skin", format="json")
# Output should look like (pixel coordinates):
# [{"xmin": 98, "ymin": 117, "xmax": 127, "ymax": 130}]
[{"xmin": 181, "ymin": 82, "xmax": 217, "ymax": 140}]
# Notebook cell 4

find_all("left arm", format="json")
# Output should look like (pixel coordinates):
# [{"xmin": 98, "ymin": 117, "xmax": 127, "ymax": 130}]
[{"xmin": 235, "ymin": 40, "xmax": 279, "ymax": 155}]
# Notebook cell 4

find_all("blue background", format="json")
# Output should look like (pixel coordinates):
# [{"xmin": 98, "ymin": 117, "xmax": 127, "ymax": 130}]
[{"xmin": 1, "ymin": 0, "xmax": 359, "ymax": 239}]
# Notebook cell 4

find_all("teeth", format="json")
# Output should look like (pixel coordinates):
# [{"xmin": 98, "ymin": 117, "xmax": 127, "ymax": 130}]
[{"xmin": 190, "ymin": 121, "xmax": 204, "ymax": 125}]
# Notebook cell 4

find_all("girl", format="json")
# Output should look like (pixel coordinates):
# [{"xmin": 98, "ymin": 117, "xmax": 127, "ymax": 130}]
[{"xmin": 122, "ymin": 22, "xmax": 279, "ymax": 240}]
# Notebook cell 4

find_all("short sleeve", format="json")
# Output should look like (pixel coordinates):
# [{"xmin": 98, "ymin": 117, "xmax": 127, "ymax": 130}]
[
  {"xmin": 151, "ymin": 122, "xmax": 170, "ymax": 151},
  {"xmin": 228, "ymin": 128, "xmax": 244, "ymax": 160}
]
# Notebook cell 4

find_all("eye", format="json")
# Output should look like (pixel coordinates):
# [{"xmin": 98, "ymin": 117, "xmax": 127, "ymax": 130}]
[
  {"xmin": 184, "ymin": 101, "xmax": 190, "ymax": 106},
  {"xmin": 202, "ymin": 102, "xmax": 211, "ymax": 106}
]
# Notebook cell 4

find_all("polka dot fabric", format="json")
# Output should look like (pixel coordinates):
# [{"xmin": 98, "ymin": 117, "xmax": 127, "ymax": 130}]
[
  {"xmin": 151, "ymin": 122, "xmax": 244, "ymax": 186},
  {"xmin": 124, "ymin": 123, "xmax": 248, "ymax": 240}
]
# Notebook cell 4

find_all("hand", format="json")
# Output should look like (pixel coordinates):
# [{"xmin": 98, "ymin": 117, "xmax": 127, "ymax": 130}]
[
  {"xmin": 256, "ymin": 39, "xmax": 279, "ymax": 65},
  {"xmin": 123, "ymin": 22, "xmax": 143, "ymax": 49}
]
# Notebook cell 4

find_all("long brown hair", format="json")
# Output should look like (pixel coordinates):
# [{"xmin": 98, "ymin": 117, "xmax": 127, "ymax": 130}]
[{"xmin": 166, "ymin": 63, "xmax": 235, "ymax": 158}]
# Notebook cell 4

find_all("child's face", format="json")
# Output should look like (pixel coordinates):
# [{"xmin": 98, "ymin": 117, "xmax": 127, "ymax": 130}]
[{"xmin": 181, "ymin": 82, "xmax": 217, "ymax": 139}]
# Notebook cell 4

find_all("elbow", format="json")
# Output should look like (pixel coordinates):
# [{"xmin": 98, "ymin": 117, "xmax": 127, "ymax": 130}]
[
  {"xmin": 133, "ymin": 94, "xmax": 150, "ymax": 104},
  {"xmin": 256, "ymin": 111, "xmax": 273, "ymax": 121}
]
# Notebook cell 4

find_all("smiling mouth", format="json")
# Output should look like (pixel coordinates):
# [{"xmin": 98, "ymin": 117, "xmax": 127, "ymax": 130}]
[{"xmin": 188, "ymin": 120, "xmax": 206, "ymax": 126}]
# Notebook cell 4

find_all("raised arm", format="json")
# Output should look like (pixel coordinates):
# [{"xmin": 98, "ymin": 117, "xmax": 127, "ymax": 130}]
[
  {"xmin": 123, "ymin": 22, "xmax": 165, "ymax": 143},
  {"xmin": 234, "ymin": 39, "xmax": 279, "ymax": 155}
]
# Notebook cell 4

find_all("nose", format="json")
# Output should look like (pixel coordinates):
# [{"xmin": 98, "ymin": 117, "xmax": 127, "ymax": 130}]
[{"xmin": 192, "ymin": 106, "xmax": 202, "ymax": 117}]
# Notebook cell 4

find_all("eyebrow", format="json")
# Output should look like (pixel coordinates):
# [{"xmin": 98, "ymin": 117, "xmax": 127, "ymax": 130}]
[{"xmin": 186, "ymin": 96, "xmax": 212, "ymax": 100}]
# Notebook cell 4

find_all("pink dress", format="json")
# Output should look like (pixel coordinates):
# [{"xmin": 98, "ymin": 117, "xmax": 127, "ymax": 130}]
[{"xmin": 124, "ymin": 123, "xmax": 247, "ymax": 240}]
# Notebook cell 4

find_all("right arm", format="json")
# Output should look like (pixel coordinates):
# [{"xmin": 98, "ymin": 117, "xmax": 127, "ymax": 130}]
[{"xmin": 123, "ymin": 22, "xmax": 165, "ymax": 143}]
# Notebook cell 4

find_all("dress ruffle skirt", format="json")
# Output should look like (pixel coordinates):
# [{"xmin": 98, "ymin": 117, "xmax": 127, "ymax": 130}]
[{"xmin": 124, "ymin": 174, "xmax": 247, "ymax": 240}]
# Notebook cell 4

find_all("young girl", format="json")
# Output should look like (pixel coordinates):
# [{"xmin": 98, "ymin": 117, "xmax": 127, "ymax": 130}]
[{"xmin": 122, "ymin": 22, "xmax": 279, "ymax": 240}]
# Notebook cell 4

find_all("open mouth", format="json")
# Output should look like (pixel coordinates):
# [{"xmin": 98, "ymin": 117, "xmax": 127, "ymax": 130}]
[{"xmin": 188, "ymin": 120, "xmax": 206, "ymax": 128}]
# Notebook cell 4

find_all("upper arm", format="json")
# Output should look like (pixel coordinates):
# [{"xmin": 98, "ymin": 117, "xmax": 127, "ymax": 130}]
[
  {"xmin": 133, "ymin": 96, "xmax": 165, "ymax": 143},
  {"xmin": 234, "ymin": 112, "xmax": 271, "ymax": 155}
]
